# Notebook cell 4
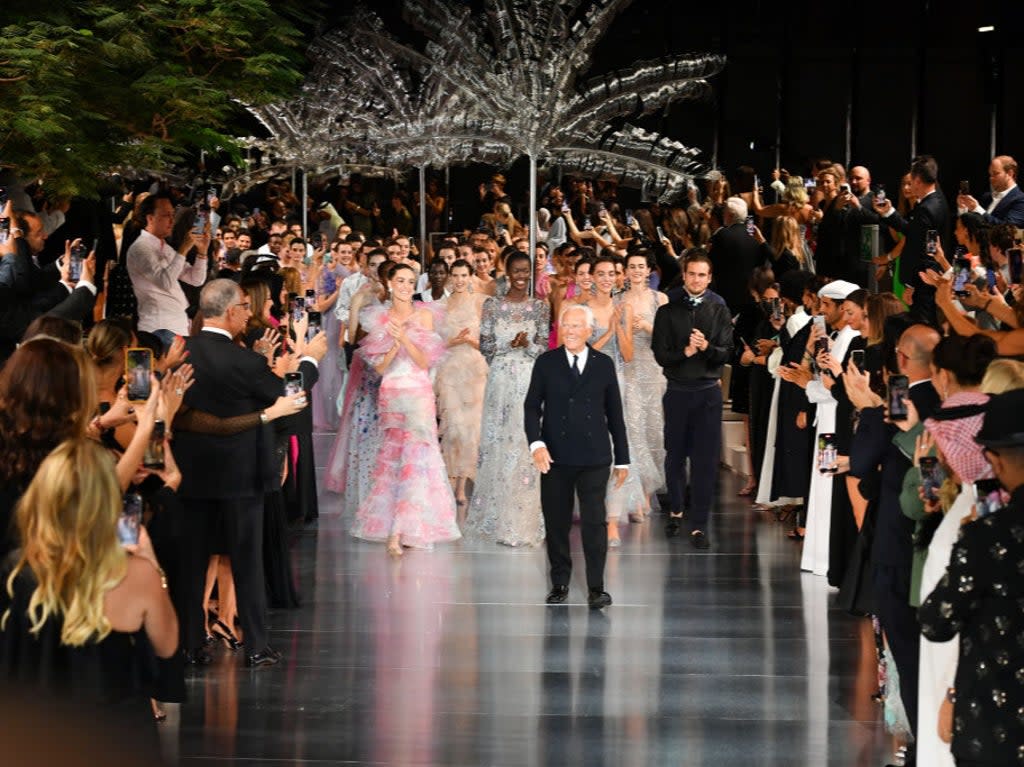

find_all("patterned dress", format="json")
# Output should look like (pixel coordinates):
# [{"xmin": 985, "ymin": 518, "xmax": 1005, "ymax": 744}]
[
  {"xmin": 434, "ymin": 295, "xmax": 489, "ymax": 479},
  {"xmin": 465, "ymin": 296, "xmax": 550, "ymax": 546},
  {"xmin": 351, "ymin": 305, "xmax": 461, "ymax": 548}
]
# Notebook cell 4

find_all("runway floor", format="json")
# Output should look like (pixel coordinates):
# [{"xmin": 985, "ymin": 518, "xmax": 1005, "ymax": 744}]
[{"xmin": 166, "ymin": 433, "xmax": 898, "ymax": 766}]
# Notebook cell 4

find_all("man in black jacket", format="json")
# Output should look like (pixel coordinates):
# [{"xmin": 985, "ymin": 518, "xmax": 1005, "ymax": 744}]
[
  {"xmin": 956, "ymin": 154, "xmax": 1024, "ymax": 227},
  {"xmin": 875, "ymin": 155, "xmax": 951, "ymax": 325},
  {"xmin": 651, "ymin": 250, "xmax": 734, "ymax": 549},
  {"xmin": 525, "ymin": 304, "xmax": 629, "ymax": 610},
  {"xmin": 175, "ymin": 279, "xmax": 324, "ymax": 667},
  {"xmin": 707, "ymin": 196, "xmax": 761, "ymax": 312}
]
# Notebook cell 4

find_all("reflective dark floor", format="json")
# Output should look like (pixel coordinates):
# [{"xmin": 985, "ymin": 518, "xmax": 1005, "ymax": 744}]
[{"xmin": 165, "ymin": 433, "xmax": 898, "ymax": 766}]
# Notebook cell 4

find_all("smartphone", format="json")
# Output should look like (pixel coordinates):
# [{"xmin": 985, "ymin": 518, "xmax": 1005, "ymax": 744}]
[
  {"xmin": 68, "ymin": 241, "xmax": 87, "ymax": 281},
  {"xmin": 812, "ymin": 314, "xmax": 826, "ymax": 334},
  {"xmin": 745, "ymin": 215, "xmax": 756, "ymax": 235},
  {"xmin": 656, "ymin": 225, "xmax": 667, "ymax": 242},
  {"xmin": 305, "ymin": 288, "xmax": 316, "ymax": 302},
  {"xmin": 840, "ymin": 183, "xmax": 851, "ymax": 195},
  {"xmin": 0, "ymin": 217, "xmax": 9, "ymax": 246},
  {"xmin": 625, "ymin": 209, "xmax": 636, "ymax": 226},
  {"xmin": 1009, "ymin": 247, "xmax": 1023, "ymax": 284},
  {"xmin": 193, "ymin": 210, "xmax": 208, "ymax": 234},
  {"xmin": 952, "ymin": 257, "xmax": 972, "ymax": 298},
  {"xmin": 874, "ymin": 185, "xmax": 886, "ymax": 205},
  {"xmin": 818, "ymin": 433, "xmax": 838, "ymax": 474},
  {"xmin": 919, "ymin": 456, "xmax": 945, "ymax": 503},
  {"xmin": 309, "ymin": 233, "xmax": 323, "ymax": 249},
  {"xmin": 305, "ymin": 311, "xmax": 322, "ymax": 344},
  {"xmin": 888, "ymin": 374, "xmax": 910, "ymax": 421},
  {"xmin": 118, "ymin": 493, "xmax": 143, "ymax": 546},
  {"xmin": 814, "ymin": 336, "xmax": 829, "ymax": 357},
  {"xmin": 974, "ymin": 478, "xmax": 1008, "ymax": 517},
  {"xmin": 851, "ymin": 348, "xmax": 865, "ymax": 372},
  {"xmin": 986, "ymin": 268, "xmax": 997, "ymax": 294},
  {"xmin": 144, "ymin": 420, "xmax": 165, "ymax": 470},
  {"xmin": 284, "ymin": 371, "xmax": 304, "ymax": 397},
  {"xmin": 206, "ymin": 186, "xmax": 218, "ymax": 205},
  {"xmin": 291, "ymin": 295, "xmax": 305, "ymax": 324},
  {"xmin": 770, "ymin": 297, "xmax": 783, "ymax": 322},
  {"xmin": 804, "ymin": 178, "xmax": 816, "ymax": 190},
  {"xmin": 0, "ymin": 187, "xmax": 7, "ymax": 206},
  {"xmin": 959, "ymin": 179, "xmax": 970, "ymax": 196},
  {"xmin": 124, "ymin": 348, "xmax": 153, "ymax": 402},
  {"xmin": 253, "ymin": 207, "xmax": 261, "ymax": 216},
  {"xmin": 926, "ymin": 229, "xmax": 939, "ymax": 256}
]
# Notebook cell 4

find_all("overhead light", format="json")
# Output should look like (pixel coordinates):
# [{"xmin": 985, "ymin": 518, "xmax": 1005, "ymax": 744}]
[
  {"xmin": 978, "ymin": 25, "xmax": 995, "ymax": 32},
  {"xmin": 749, "ymin": 141, "xmax": 755, "ymax": 150}
]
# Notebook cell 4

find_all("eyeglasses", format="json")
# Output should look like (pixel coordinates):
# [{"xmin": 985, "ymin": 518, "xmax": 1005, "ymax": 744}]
[{"xmin": 234, "ymin": 301, "xmax": 251, "ymax": 310}]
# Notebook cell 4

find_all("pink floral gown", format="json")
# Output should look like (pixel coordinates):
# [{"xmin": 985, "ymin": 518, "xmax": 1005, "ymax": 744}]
[{"xmin": 351, "ymin": 304, "xmax": 461, "ymax": 549}]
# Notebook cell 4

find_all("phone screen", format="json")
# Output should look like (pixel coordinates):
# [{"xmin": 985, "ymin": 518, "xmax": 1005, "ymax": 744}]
[
  {"xmin": 292, "ymin": 295, "xmax": 305, "ymax": 324},
  {"xmin": 888, "ymin": 375, "xmax": 910, "ymax": 420},
  {"xmin": 125, "ymin": 348, "xmax": 153, "ymax": 402},
  {"xmin": 952, "ymin": 258, "xmax": 972, "ymax": 297},
  {"xmin": 69, "ymin": 242, "xmax": 86, "ymax": 281},
  {"xmin": 812, "ymin": 315, "xmax": 826, "ymax": 334},
  {"xmin": 926, "ymin": 229, "xmax": 939, "ymax": 256},
  {"xmin": 144, "ymin": 420, "xmax": 165, "ymax": 469},
  {"xmin": 118, "ymin": 493, "xmax": 143, "ymax": 546},
  {"xmin": 284, "ymin": 371, "xmax": 304, "ymax": 397},
  {"xmin": 0, "ymin": 217, "xmax": 9, "ymax": 245},
  {"xmin": 306, "ymin": 311, "xmax": 322, "ymax": 344},
  {"xmin": 745, "ymin": 216, "xmax": 755, "ymax": 236},
  {"xmin": 959, "ymin": 180, "xmax": 970, "ymax": 196},
  {"xmin": 919, "ymin": 456, "xmax": 945, "ymax": 502},
  {"xmin": 818, "ymin": 433, "xmax": 838, "ymax": 473},
  {"xmin": 770, "ymin": 297, "xmax": 783, "ymax": 322},
  {"xmin": 974, "ymin": 478, "xmax": 1008, "ymax": 517}
]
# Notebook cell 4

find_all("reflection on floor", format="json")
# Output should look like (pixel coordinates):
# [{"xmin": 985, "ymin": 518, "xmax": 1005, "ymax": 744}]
[{"xmin": 166, "ymin": 435, "xmax": 897, "ymax": 766}]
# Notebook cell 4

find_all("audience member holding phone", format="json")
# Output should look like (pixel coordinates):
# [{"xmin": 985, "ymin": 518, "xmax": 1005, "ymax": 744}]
[{"xmin": 0, "ymin": 438, "xmax": 177, "ymax": 737}]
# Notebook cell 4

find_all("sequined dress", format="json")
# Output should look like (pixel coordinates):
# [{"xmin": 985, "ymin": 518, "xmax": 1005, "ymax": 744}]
[
  {"xmin": 312, "ymin": 264, "xmax": 354, "ymax": 431},
  {"xmin": 351, "ymin": 304, "xmax": 461, "ymax": 548},
  {"xmin": 465, "ymin": 296, "xmax": 550, "ymax": 546},
  {"xmin": 324, "ymin": 301, "xmax": 382, "ymax": 522},
  {"xmin": 589, "ymin": 317, "xmax": 647, "ymax": 520},
  {"xmin": 435, "ymin": 295, "xmax": 489, "ymax": 479},
  {"xmin": 622, "ymin": 290, "xmax": 666, "ymax": 503}
]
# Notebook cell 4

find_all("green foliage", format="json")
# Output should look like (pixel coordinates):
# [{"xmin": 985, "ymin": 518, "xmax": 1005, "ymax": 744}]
[{"xmin": 0, "ymin": 0, "xmax": 320, "ymax": 197}]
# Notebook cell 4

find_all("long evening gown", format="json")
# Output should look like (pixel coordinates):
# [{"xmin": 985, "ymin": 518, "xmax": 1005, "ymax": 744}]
[
  {"xmin": 312, "ymin": 264, "xmax": 353, "ymax": 431},
  {"xmin": 351, "ymin": 304, "xmax": 461, "ymax": 549},
  {"xmin": 621, "ymin": 289, "xmax": 666, "ymax": 508},
  {"xmin": 435, "ymin": 295, "xmax": 489, "ymax": 479},
  {"xmin": 324, "ymin": 301, "xmax": 382, "ymax": 523},
  {"xmin": 465, "ymin": 296, "xmax": 549, "ymax": 546},
  {"xmin": 591, "ymin": 315, "xmax": 647, "ymax": 521}
]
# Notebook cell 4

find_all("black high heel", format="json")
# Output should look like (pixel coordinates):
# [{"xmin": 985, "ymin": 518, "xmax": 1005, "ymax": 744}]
[{"xmin": 211, "ymin": 619, "xmax": 243, "ymax": 652}]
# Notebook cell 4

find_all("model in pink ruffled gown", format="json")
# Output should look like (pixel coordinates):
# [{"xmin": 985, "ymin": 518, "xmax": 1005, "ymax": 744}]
[{"xmin": 351, "ymin": 265, "xmax": 461, "ymax": 555}]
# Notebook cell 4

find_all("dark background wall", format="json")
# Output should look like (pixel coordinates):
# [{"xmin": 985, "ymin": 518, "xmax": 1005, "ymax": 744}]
[{"xmin": 595, "ymin": 0, "xmax": 1024, "ymax": 203}]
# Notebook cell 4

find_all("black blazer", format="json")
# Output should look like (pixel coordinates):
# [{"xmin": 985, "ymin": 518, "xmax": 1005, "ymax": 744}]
[
  {"xmin": 524, "ymin": 346, "xmax": 629, "ymax": 468},
  {"xmin": 174, "ymin": 330, "xmax": 317, "ymax": 499},
  {"xmin": 883, "ymin": 190, "xmax": 951, "ymax": 288},
  {"xmin": 708, "ymin": 223, "xmax": 762, "ymax": 312},
  {"xmin": 978, "ymin": 184, "xmax": 1024, "ymax": 227}
]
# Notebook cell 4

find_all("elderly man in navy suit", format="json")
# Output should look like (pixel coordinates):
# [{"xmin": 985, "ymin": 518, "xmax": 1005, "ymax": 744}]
[
  {"xmin": 525, "ymin": 304, "xmax": 629, "ymax": 609},
  {"xmin": 956, "ymin": 155, "xmax": 1024, "ymax": 227}
]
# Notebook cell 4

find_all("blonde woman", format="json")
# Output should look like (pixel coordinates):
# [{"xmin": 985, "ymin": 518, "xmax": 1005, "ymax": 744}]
[
  {"xmin": 752, "ymin": 214, "xmax": 805, "ymax": 279},
  {"xmin": 0, "ymin": 439, "xmax": 177, "ymax": 709}
]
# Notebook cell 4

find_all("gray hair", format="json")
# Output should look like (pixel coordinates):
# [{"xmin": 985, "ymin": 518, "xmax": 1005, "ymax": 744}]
[
  {"xmin": 199, "ymin": 278, "xmax": 241, "ymax": 318},
  {"xmin": 724, "ymin": 196, "xmax": 748, "ymax": 224},
  {"xmin": 559, "ymin": 303, "xmax": 595, "ymax": 330}
]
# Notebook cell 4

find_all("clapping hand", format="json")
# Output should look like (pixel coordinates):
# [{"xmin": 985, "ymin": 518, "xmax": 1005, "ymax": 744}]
[
  {"xmin": 160, "ymin": 363, "xmax": 194, "ymax": 423},
  {"xmin": 510, "ymin": 331, "xmax": 528, "ymax": 349}
]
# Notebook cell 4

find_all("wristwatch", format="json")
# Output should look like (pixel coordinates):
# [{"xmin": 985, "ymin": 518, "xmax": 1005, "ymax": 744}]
[{"xmin": 259, "ymin": 411, "xmax": 269, "ymax": 425}]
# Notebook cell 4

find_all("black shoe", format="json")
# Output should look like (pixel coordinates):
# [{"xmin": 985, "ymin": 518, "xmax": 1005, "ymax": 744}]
[
  {"xmin": 665, "ymin": 515, "xmax": 683, "ymax": 538},
  {"xmin": 690, "ymin": 530, "xmax": 709, "ymax": 549},
  {"xmin": 545, "ymin": 585, "xmax": 569, "ymax": 604},
  {"xmin": 184, "ymin": 649, "xmax": 213, "ymax": 666},
  {"xmin": 245, "ymin": 647, "xmax": 281, "ymax": 668},
  {"xmin": 587, "ymin": 590, "xmax": 612, "ymax": 609}
]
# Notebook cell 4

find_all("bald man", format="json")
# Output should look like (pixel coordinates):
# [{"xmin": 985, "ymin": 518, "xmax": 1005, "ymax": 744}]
[
  {"xmin": 957, "ymin": 155, "xmax": 1024, "ymax": 227},
  {"xmin": 832, "ymin": 164, "xmax": 882, "ymax": 285}
]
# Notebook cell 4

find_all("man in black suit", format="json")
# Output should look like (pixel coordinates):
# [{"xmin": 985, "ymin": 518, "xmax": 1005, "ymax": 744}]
[
  {"xmin": 525, "ymin": 303, "xmax": 629, "ymax": 609},
  {"xmin": 175, "ymin": 279, "xmax": 325, "ymax": 667},
  {"xmin": 874, "ymin": 155, "xmax": 951, "ymax": 325},
  {"xmin": 652, "ymin": 250, "xmax": 734, "ymax": 549},
  {"xmin": 956, "ymin": 154, "xmax": 1024, "ymax": 227},
  {"xmin": 706, "ymin": 196, "xmax": 762, "ymax": 312}
]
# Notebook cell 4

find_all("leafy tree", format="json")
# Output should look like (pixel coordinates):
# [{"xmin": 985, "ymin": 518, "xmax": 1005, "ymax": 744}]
[{"xmin": 0, "ymin": 0, "xmax": 320, "ymax": 197}]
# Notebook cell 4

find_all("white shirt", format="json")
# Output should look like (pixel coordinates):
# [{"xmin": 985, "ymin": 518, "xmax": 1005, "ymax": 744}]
[
  {"xmin": 977, "ymin": 183, "xmax": 1017, "ymax": 216},
  {"xmin": 529, "ymin": 345, "xmax": 628, "ymax": 468},
  {"xmin": 417, "ymin": 288, "xmax": 451, "ymax": 303},
  {"xmin": 127, "ymin": 229, "xmax": 208, "ymax": 335}
]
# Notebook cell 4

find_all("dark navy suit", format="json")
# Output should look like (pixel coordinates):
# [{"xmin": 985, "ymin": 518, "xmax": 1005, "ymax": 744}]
[{"xmin": 524, "ymin": 345, "xmax": 629, "ymax": 591}]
